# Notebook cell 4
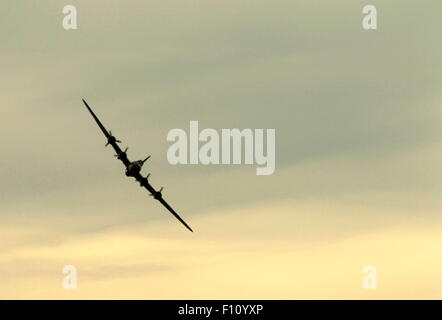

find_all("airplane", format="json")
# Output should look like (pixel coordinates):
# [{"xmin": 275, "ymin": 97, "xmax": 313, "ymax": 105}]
[{"xmin": 82, "ymin": 98, "xmax": 193, "ymax": 232}]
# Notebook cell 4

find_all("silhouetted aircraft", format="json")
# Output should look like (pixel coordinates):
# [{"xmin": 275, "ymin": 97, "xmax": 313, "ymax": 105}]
[{"xmin": 82, "ymin": 99, "xmax": 193, "ymax": 232}]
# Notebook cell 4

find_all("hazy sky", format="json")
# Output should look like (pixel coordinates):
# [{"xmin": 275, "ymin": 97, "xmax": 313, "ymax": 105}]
[{"xmin": 0, "ymin": 0, "xmax": 441, "ymax": 299}]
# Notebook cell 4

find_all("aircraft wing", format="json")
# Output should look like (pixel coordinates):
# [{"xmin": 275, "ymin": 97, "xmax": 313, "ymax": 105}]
[
  {"xmin": 82, "ymin": 99, "xmax": 130, "ymax": 167},
  {"xmin": 135, "ymin": 173, "xmax": 193, "ymax": 232},
  {"xmin": 157, "ymin": 196, "xmax": 194, "ymax": 232},
  {"xmin": 82, "ymin": 99, "xmax": 110, "ymax": 139}
]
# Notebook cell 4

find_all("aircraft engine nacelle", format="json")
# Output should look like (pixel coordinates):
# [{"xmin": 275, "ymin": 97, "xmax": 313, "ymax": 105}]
[{"xmin": 105, "ymin": 131, "xmax": 121, "ymax": 146}]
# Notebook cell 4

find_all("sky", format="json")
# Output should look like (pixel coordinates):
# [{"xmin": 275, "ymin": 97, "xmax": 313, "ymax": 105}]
[{"xmin": 0, "ymin": 0, "xmax": 441, "ymax": 299}]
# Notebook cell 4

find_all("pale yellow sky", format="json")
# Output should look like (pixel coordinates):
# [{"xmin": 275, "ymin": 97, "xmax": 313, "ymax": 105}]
[
  {"xmin": 1, "ymin": 202, "xmax": 441, "ymax": 299},
  {"xmin": 0, "ymin": 0, "xmax": 441, "ymax": 299}
]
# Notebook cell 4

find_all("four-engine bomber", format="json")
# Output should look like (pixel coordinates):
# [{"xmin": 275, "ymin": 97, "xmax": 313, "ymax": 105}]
[{"xmin": 82, "ymin": 99, "xmax": 193, "ymax": 232}]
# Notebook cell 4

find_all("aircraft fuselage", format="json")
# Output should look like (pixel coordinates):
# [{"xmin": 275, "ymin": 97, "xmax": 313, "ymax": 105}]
[{"xmin": 125, "ymin": 160, "xmax": 144, "ymax": 177}]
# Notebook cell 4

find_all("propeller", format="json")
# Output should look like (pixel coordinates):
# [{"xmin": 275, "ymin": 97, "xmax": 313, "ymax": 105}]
[
  {"xmin": 114, "ymin": 147, "xmax": 128, "ymax": 158},
  {"xmin": 149, "ymin": 187, "xmax": 163, "ymax": 197},
  {"xmin": 105, "ymin": 130, "xmax": 122, "ymax": 146},
  {"xmin": 109, "ymin": 131, "xmax": 121, "ymax": 142}
]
